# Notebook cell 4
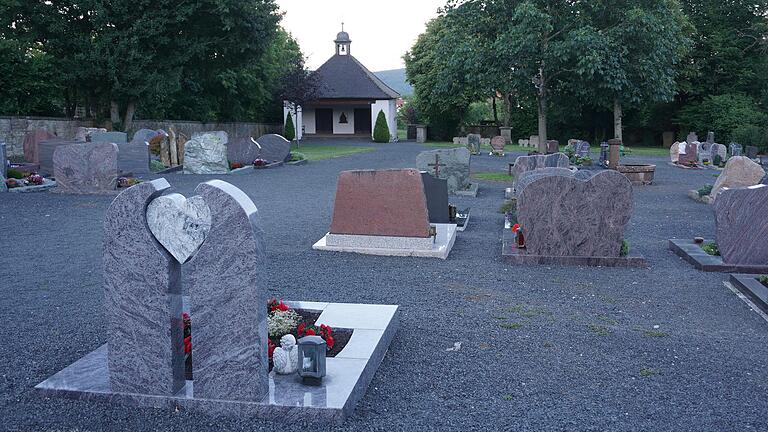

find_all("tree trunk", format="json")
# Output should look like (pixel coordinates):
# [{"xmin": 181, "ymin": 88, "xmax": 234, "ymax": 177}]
[
  {"xmin": 613, "ymin": 99, "xmax": 623, "ymax": 142},
  {"xmin": 122, "ymin": 100, "xmax": 137, "ymax": 133},
  {"xmin": 110, "ymin": 101, "xmax": 120, "ymax": 125},
  {"xmin": 492, "ymin": 95, "xmax": 499, "ymax": 125},
  {"xmin": 537, "ymin": 89, "xmax": 548, "ymax": 154}
]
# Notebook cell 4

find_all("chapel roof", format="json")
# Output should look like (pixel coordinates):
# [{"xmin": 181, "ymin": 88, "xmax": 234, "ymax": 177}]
[{"xmin": 312, "ymin": 54, "xmax": 401, "ymax": 100}]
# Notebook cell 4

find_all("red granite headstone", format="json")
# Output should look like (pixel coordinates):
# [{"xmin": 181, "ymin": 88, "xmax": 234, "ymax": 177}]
[
  {"xmin": 23, "ymin": 129, "xmax": 56, "ymax": 163},
  {"xmin": 329, "ymin": 169, "xmax": 431, "ymax": 238}
]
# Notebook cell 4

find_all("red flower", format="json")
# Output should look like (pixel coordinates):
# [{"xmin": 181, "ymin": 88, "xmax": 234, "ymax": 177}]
[
  {"xmin": 512, "ymin": 223, "xmax": 520, "ymax": 233},
  {"xmin": 326, "ymin": 335, "xmax": 334, "ymax": 350},
  {"xmin": 297, "ymin": 323, "xmax": 305, "ymax": 336},
  {"xmin": 277, "ymin": 301, "xmax": 289, "ymax": 312},
  {"xmin": 268, "ymin": 339, "xmax": 276, "ymax": 359},
  {"xmin": 305, "ymin": 328, "xmax": 316, "ymax": 336},
  {"xmin": 184, "ymin": 336, "xmax": 192, "ymax": 354}
]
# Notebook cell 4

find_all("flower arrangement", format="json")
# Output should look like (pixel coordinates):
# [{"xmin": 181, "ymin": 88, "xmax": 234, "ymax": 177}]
[
  {"xmin": 298, "ymin": 323, "xmax": 335, "ymax": 350},
  {"xmin": 511, "ymin": 223, "xmax": 520, "ymax": 234},
  {"xmin": 253, "ymin": 158, "xmax": 269, "ymax": 167},
  {"xmin": 268, "ymin": 308, "xmax": 302, "ymax": 339},
  {"xmin": 117, "ymin": 177, "xmax": 142, "ymax": 188},
  {"xmin": 26, "ymin": 174, "xmax": 44, "ymax": 185},
  {"xmin": 230, "ymin": 161, "xmax": 245, "ymax": 170},
  {"xmin": 183, "ymin": 312, "xmax": 192, "ymax": 355}
]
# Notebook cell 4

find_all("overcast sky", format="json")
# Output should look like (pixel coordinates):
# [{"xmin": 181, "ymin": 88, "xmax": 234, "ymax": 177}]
[{"xmin": 277, "ymin": 0, "xmax": 446, "ymax": 72}]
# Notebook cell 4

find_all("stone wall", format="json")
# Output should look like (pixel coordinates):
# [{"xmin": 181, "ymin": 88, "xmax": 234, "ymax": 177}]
[{"xmin": 0, "ymin": 116, "xmax": 282, "ymax": 158}]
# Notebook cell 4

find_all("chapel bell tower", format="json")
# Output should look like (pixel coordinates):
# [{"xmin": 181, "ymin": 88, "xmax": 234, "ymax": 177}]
[{"xmin": 335, "ymin": 24, "xmax": 351, "ymax": 56}]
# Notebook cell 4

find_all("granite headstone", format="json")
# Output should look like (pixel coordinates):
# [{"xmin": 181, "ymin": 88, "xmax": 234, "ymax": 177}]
[
  {"xmin": 103, "ymin": 179, "xmax": 185, "ymax": 396},
  {"xmin": 490, "ymin": 136, "xmax": 505, "ymax": 155},
  {"xmin": 546, "ymin": 140, "xmax": 559, "ymax": 154},
  {"xmin": 714, "ymin": 184, "xmax": 768, "ymax": 265},
  {"xmin": 421, "ymin": 172, "xmax": 450, "ymax": 224},
  {"xmin": 467, "ymin": 134, "xmax": 481, "ymax": 155},
  {"xmin": 710, "ymin": 156, "xmax": 767, "ymax": 201},
  {"xmin": 23, "ymin": 129, "xmax": 56, "ymax": 163},
  {"xmin": 510, "ymin": 152, "xmax": 570, "ymax": 181},
  {"xmin": 255, "ymin": 134, "xmax": 291, "ymax": 163},
  {"xmin": 729, "ymin": 143, "xmax": 743, "ymax": 157},
  {"xmin": 186, "ymin": 180, "xmax": 268, "ymax": 401},
  {"xmin": 184, "ymin": 132, "xmax": 230, "ymax": 174},
  {"xmin": 39, "ymin": 139, "xmax": 81, "ymax": 176},
  {"xmin": 227, "ymin": 137, "xmax": 261, "ymax": 166},
  {"xmin": 416, "ymin": 147, "xmax": 472, "ymax": 195},
  {"xmin": 517, "ymin": 170, "xmax": 632, "ymax": 257},
  {"xmin": 52, "ymin": 142, "xmax": 119, "ymax": 194},
  {"xmin": 330, "ymin": 169, "xmax": 431, "ymax": 238}
]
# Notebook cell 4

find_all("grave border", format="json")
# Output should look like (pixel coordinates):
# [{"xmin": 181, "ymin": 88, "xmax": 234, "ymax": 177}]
[{"xmin": 668, "ymin": 238, "xmax": 768, "ymax": 273}]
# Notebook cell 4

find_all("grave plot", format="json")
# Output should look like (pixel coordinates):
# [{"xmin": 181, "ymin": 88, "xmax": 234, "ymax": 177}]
[
  {"xmin": 670, "ymin": 184, "xmax": 768, "ymax": 273},
  {"xmin": 313, "ymin": 169, "xmax": 458, "ymax": 259},
  {"xmin": 421, "ymin": 173, "xmax": 470, "ymax": 232},
  {"xmin": 502, "ymin": 170, "xmax": 647, "ymax": 268},
  {"xmin": 687, "ymin": 156, "xmax": 766, "ymax": 204},
  {"xmin": 416, "ymin": 147, "xmax": 478, "ymax": 197},
  {"xmin": 35, "ymin": 179, "xmax": 399, "ymax": 425},
  {"xmin": 727, "ymin": 274, "xmax": 768, "ymax": 317}
]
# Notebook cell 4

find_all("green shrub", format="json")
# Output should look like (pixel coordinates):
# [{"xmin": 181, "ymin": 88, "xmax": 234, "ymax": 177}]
[
  {"xmin": 6, "ymin": 168, "xmax": 25, "ymax": 179},
  {"xmin": 499, "ymin": 200, "xmax": 517, "ymax": 214},
  {"xmin": 284, "ymin": 113, "xmax": 296, "ymax": 141},
  {"xmin": 676, "ymin": 94, "xmax": 768, "ymax": 148},
  {"xmin": 289, "ymin": 152, "xmax": 306, "ymax": 161},
  {"xmin": 702, "ymin": 242, "xmax": 720, "ymax": 256},
  {"xmin": 373, "ymin": 110, "xmax": 390, "ymax": 143},
  {"xmin": 697, "ymin": 184, "xmax": 713, "ymax": 197},
  {"xmin": 731, "ymin": 124, "xmax": 768, "ymax": 153},
  {"xmin": 150, "ymin": 160, "xmax": 166, "ymax": 172},
  {"xmin": 620, "ymin": 240, "xmax": 630, "ymax": 257},
  {"xmin": 759, "ymin": 276, "xmax": 768, "ymax": 287}
]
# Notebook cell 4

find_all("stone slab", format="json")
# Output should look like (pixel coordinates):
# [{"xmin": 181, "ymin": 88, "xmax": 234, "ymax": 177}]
[
  {"xmin": 510, "ymin": 153, "xmax": 570, "ymax": 181},
  {"xmin": 668, "ymin": 238, "xmax": 768, "ymax": 273},
  {"xmin": 517, "ymin": 170, "xmax": 632, "ymax": 257},
  {"xmin": 314, "ymin": 224, "xmax": 457, "ymax": 259},
  {"xmin": 329, "ymin": 169, "xmax": 431, "ymax": 238},
  {"xmin": 416, "ymin": 147, "xmax": 472, "ymax": 195},
  {"xmin": 35, "ymin": 301, "xmax": 399, "ymax": 425},
  {"xmin": 52, "ymin": 142, "xmax": 119, "ymax": 195},
  {"xmin": 39, "ymin": 139, "xmax": 80, "ymax": 176},
  {"xmin": 91, "ymin": 132, "xmax": 128, "ymax": 144},
  {"xmin": 6, "ymin": 179, "xmax": 57, "ymax": 193},
  {"xmin": 186, "ymin": 180, "xmax": 268, "ymax": 402},
  {"xmin": 501, "ymin": 227, "xmax": 647, "ymax": 268},
  {"xmin": 714, "ymin": 184, "xmax": 768, "ymax": 266},
  {"xmin": 116, "ymin": 142, "xmax": 151, "ymax": 176},
  {"xmin": 255, "ymin": 134, "xmax": 291, "ymax": 163},
  {"xmin": 184, "ymin": 132, "xmax": 229, "ymax": 174},
  {"xmin": 23, "ymin": 129, "xmax": 56, "ymax": 163},
  {"xmin": 420, "ymin": 173, "xmax": 450, "ymax": 224},
  {"xmin": 729, "ymin": 274, "xmax": 768, "ymax": 316}
]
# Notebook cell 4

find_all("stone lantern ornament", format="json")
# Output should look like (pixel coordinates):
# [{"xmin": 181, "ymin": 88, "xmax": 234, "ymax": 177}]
[{"xmin": 297, "ymin": 336, "xmax": 327, "ymax": 385}]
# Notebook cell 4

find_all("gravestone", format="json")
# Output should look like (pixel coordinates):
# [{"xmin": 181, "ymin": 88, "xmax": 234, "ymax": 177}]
[
  {"xmin": 573, "ymin": 141, "xmax": 590, "ymax": 158},
  {"xmin": 467, "ymin": 134, "xmax": 481, "ymax": 155},
  {"xmin": 91, "ymin": 132, "xmax": 128, "ymax": 144},
  {"xmin": 546, "ymin": 140, "xmax": 559, "ymax": 154},
  {"xmin": 712, "ymin": 143, "xmax": 727, "ymax": 163},
  {"xmin": 518, "ymin": 139, "xmax": 530, "ymax": 147},
  {"xmin": 23, "ymin": 129, "xmax": 56, "ymax": 163},
  {"xmin": 103, "ymin": 179, "xmax": 185, "ymax": 396},
  {"xmin": 186, "ymin": 180, "xmax": 268, "ymax": 401},
  {"xmin": 255, "ymin": 134, "xmax": 291, "ymax": 163},
  {"xmin": 184, "ymin": 132, "xmax": 229, "ymax": 174},
  {"xmin": 421, "ymin": 172, "xmax": 450, "ymax": 224},
  {"xmin": 746, "ymin": 146, "xmax": 759, "ymax": 159},
  {"xmin": 510, "ymin": 152, "xmax": 570, "ymax": 181},
  {"xmin": 416, "ymin": 125, "xmax": 427, "ymax": 143},
  {"xmin": 678, "ymin": 140, "xmax": 698, "ymax": 165},
  {"xmin": 687, "ymin": 132, "xmax": 699, "ymax": 144},
  {"xmin": 53, "ymin": 142, "xmax": 119, "ymax": 194},
  {"xmin": 39, "ymin": 139, "xmax": 80, "ymax": 175},
  {"xmin": 490, "ymin": 136, "xmax": 505, "ymax": 156},
  {"xmin": 529, "ymin": 135, "xmax": 540, "ymax": 149},
  {"xmin": 729, "ymin": 143, "xmax": 743, "ymax": 157},
  {"xmin": 75, "ymin": 127, "xmax": 107, "ymax": 142},
  {"xmin": 599, "ymin": 142, "xmax": 609, "ymax": 166},
  {"xmin": 499, "ymin": 127, "xmax": 512, "ymax": 144},
  {"xmin": 714, "ymin": 184, "xmax": 768, "ymax": 265},
  {"xmin": 670, "ymin": 142, "xmax": 680, "ymax": 163},
  {"xmin": 416, "ymin": 147, "xmax": 472, "ymax": 195},
  {"xmin": 514, "ymin": 167, "xmax": 592, "ymax": 196},
  {"xmin": 706, "ymin": 131, "xmax": 715, "ymax": 144},
  {"xmin": 92, "ymin": 132, "xmax": 149, "ymax": 176},
  {"xmin": 517, "ymin": 170, "xmax": 632, "ymax": 257},
  {"xmin": 698, "ymin": 142, "xmax": 713, "ymax": 164},
  {"xmin": 710, "ymin": 156, "xmax": 767, "ymax": 201},
  {"xmin": 132, "ymin": 129, "xmax": 165, "ymax": 145},
  {"xmin": 329, "ymin": 169, "xmax": 430, "ymax": 238},
  {"xmin": 227, "ymin": 137, "xmax": 261, "ymax": 166}
]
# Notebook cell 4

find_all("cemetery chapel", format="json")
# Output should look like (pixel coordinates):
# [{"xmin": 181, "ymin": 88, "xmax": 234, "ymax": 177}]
[{"xmin": 284, "ymin": 26, "xmax": 400, "ymax": 141}]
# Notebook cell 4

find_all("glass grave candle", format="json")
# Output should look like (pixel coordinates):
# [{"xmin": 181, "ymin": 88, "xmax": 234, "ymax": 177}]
[{"xmin": 297, "ymin": 335, "xmax": 327, "ymax": 385}]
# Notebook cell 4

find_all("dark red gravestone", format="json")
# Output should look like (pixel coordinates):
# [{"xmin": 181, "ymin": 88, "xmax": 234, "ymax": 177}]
[
  {"xmin": 329, "ymin": 169, "xmax": 431, "ymax": 238},
  {"xmin": 23, "ymin": 129, "xmax": 56, "ymax": 163},
  {"xmin": 679, "ymin": 142, "xmax": 698, "ymax": 165}
]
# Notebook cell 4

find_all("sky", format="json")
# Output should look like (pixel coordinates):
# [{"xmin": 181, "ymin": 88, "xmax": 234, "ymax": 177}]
[{"xmin": 276, "ymin": 0, "xmax": 446, "ymax": 72}]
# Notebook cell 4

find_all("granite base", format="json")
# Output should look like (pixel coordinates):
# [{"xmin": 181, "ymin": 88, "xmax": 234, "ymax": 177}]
[
  {"xmin": 502, "ymin": 227, "xmax": 648, "ymax": 268},
  {"xmin": 7, "ymin": 179, "xmax": 57, "ymax": 193},
  {"xmin": 313, "ymin": 223, "xmax": 457, "ymax": 259},
  {"xmin": 35, "ymin": 301, "xmax": 399, "ymax": 425},
  {"xmin": 453, "ymin": 183, "xmax": 479, "ymax": 197},
  {"xmin": 668, "ymin": 239, "xmax": 768, "ymax": 273},
  {"xmin": 728, "ymin": 274, "xmax": 768, "ymax": 315}
]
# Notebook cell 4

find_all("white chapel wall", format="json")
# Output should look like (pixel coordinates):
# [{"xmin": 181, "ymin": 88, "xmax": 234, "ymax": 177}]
[{"xmin": 371, "ymin": 100, "xmax": 398, "ymax": 140}]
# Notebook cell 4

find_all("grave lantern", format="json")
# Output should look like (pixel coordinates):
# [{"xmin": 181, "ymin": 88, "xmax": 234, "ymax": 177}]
[{"xmin": 297, "ymin": 335, "xmax": 327, "ymax": 385}]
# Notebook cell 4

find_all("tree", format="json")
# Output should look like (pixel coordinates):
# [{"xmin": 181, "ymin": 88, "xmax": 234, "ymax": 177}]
[
  {"xmin": 279, "ymin": 56, "xmax": 320, "ymax": 147},
  {"xmin": 284, "ymin": 112, "xmax": 296, "ymax": 141},
  {"xmin": 373, "ymin": 110, "xmax": 390, "ymax": 143}
]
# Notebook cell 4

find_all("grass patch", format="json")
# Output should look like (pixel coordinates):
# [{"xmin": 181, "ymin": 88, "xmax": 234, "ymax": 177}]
[
  {"xmin": 474, "ymin": 172, "xmax": 514, "ymax": 182},
  {"xmin": 640, "ymin": 367, "xmax": 660, "ymax": 377},
  {"xmin": 620, "ymin": 240, "xmax": 630, "ymax": 257},
  {"xmin": 643, "ymin": 330, "xmax": 669, "ymax": 338},
  {"xmin": 596, "ymin": 315, "xmax": 619, "ymax": 326},
  {"xmin": 500, "ymin": 322, "xmax": 524, "ymax": 330},
  {"xmin": 697, "ymin": 184, "xmax": 713, "ymax": 197},
  {"xmin": 702, "ymin": 242, "xmax": 720, "ymax": 256},
  {"xmin": 587, "ymin": 324, "xmax": 612, "ymax": 336},
  {"xmin": 290, "ymin": 144, "xmax": 375, "ymax": 161},
  {"xmin": 759, "ymin": 276, "xmax": 768, "ymax": 287},
  {"xmin": 502, "ymin": 394, "xmax": 514, "ymax": 401}
]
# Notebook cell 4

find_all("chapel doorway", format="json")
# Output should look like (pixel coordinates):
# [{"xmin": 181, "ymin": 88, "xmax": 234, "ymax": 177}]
[
  {"xmin": 354, "ymin": 108, "xmax": 372, "ymax": 135},
  {"xmin": 316, "ymin": 108, "xmax": 333, "ymax": 134}
]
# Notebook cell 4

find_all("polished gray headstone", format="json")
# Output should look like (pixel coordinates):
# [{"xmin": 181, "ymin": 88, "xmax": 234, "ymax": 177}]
[
  {"xmin": 103, "ymin": 179, "xmax": 185, "ymax": 396},
  {"xmin": 91, "ymin": 132, "xmax": 128, "ymax": 144},
  {"xmin": 255, "ymin": 134, "xmax": 291, "ymax": 163},
  {"xmin": 518, "ymin": 170, "xmax": 633, "ymax": 257},
  {"xmin": 39, "ymin": 139, "xmax": 79, "ymax": 176},
  {"xmin": 227, "ymin": 137, "xmax": 261, "ymax": 165},
  {"xmin": 714, "ymin": 184, "xmax": 768, "ymax": 265},
  {"xmin": 187, "ymin": 180, "xmax": 268, "ymax": 401},
  {"xmin": 421, "ymin": 172, "xmax": 450, "ymax": 224}
]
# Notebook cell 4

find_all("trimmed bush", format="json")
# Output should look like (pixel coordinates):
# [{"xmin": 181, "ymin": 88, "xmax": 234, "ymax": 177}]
[
  {"xmin": 373, "ymin": 110, "xmax": 390, "ymax": 143},
  {"xmin": 284, "ymin": 113, "xmax": 296, "ymax": 141}
]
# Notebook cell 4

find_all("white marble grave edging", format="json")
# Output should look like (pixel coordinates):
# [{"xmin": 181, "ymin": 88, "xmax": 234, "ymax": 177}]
[
  {"xmin": 313, "ymin": 223, "xmax": 458, "ymax": 259},
  {"xmin": 34, "ymin": 301, "xmax": 399, "ymax": 425}
]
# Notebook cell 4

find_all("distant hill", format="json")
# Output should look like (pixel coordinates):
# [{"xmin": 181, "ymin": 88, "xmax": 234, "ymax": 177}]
[{"xmin": 374, "ymin": 68, "xmax": 413, "ymax": 97}]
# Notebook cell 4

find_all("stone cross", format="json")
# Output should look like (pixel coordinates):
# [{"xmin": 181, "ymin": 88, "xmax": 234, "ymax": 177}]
[{"xmin": 428, "ymin": 154, "xmax": 441, "ymax": 177}]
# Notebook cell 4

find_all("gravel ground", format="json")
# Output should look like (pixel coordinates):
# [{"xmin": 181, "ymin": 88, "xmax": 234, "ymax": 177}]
[{"xmin": 1, "ymin": 140, "xmax": 767, "ymax": 431}]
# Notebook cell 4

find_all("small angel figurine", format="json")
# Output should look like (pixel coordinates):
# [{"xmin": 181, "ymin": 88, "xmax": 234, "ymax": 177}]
[{"xmin": 272, "ymin": 334, "xmax": 299, "ymax": 375}]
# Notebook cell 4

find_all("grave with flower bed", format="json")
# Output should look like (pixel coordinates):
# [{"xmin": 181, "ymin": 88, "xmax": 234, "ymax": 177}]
[{"xmin": 35, "ymin": 178, "xmax": 398, "ymax": 425}]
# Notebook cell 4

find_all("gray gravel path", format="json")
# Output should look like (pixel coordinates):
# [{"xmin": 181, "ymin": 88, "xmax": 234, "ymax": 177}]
[{"xmin": 1, "ymin": 140, "xmax": 766, "ymax": 431}]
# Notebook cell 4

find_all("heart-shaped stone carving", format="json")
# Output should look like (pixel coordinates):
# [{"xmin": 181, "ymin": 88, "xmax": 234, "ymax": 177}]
[
  {"xmin": 517, "ymin": 170, "xmax": 633, "ymax": 257},
  {"xmin": 146, "ymin": 193, "xmax": 212, "ymax": 263}
]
